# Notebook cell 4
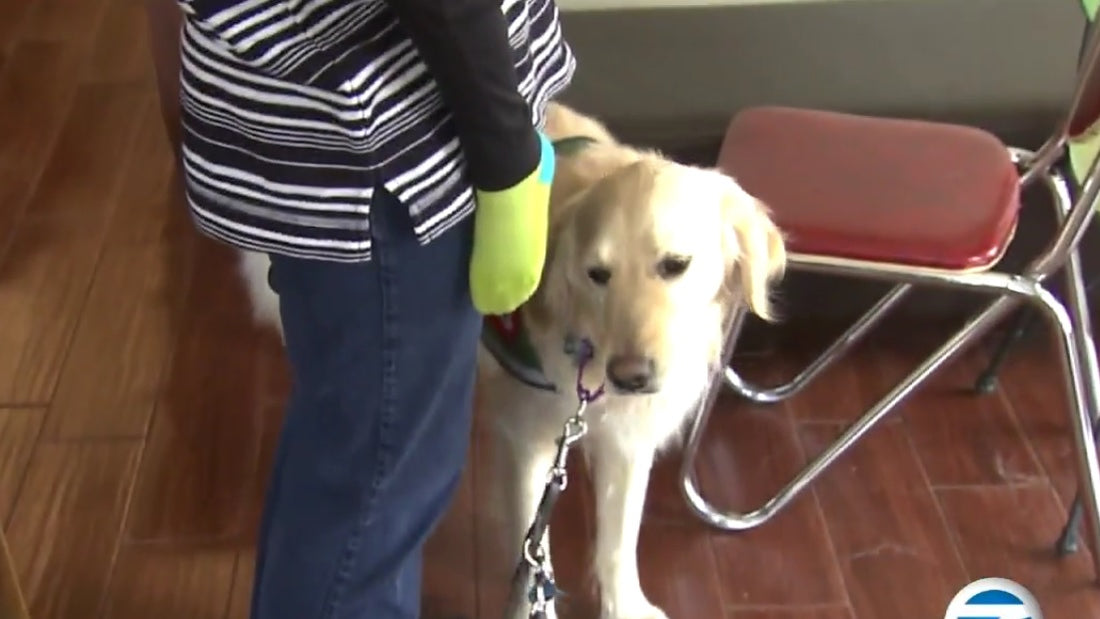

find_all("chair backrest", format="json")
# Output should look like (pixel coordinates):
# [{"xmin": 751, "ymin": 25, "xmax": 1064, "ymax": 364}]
[
  {"xmin": 1067, "ymin": 19, "xmax": 1100, "ymax": 140},
  {"xmin": 1020, "ymin": 20, "xmax": 1100, "ymax": 278}
]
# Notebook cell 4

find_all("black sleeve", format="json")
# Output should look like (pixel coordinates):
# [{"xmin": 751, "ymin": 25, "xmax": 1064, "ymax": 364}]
[{"xmin": 384, "ymin": 0, "xmax": 541, "ymax": 191}]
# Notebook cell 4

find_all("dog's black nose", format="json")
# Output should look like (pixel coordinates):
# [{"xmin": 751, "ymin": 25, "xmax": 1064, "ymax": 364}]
[{"xmin": 606, "ymin": 355, "xmax": 657, "ymax": 393}]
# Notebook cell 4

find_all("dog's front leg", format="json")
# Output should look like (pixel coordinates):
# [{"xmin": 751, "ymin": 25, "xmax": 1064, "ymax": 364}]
[{"xmin": 590, "ymin": 438, "xmax": 668, "ymax": 619}]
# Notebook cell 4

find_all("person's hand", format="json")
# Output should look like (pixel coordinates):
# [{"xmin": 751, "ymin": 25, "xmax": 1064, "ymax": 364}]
[{"xmin": 469, "ymin": 132, "xmax": 555, "ymax": 315}]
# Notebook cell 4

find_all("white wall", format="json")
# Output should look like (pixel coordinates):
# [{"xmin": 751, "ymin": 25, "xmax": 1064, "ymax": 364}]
[{"xmin": 558, "ymin": 0, "xmax": 914, "ymax": 11}]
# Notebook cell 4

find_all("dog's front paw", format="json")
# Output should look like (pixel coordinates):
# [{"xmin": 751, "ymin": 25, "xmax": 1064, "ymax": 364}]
[{"xmin": 601, "ymin": 600, "xmax": 670, "ymax": 619}]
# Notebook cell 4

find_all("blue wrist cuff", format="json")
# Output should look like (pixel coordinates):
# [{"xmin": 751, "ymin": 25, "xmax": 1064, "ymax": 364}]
[{"xmin": 537, "ymin": 131, "xmax": 555, "ymax": 185}]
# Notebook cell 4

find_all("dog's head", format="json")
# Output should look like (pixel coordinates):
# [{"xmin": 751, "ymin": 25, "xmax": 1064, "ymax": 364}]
[{"xmin": 532, "ymin": 155, "xmax": 786, "ymax": 397}]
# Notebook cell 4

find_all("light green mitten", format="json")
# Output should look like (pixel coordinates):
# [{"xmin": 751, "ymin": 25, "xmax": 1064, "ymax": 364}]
[{"xmin": 469, "ymin": 132, "xmax": 556, "ymax": 315}]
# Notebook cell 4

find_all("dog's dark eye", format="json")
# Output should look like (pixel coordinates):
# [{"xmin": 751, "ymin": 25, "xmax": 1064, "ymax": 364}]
[
  {"xmin": 657, "ymin": 255, "xmax": 692, "ymax": 279},
  {"xmin": 587, "ymin": 266, "xmax": 612, "ymax": 285}
]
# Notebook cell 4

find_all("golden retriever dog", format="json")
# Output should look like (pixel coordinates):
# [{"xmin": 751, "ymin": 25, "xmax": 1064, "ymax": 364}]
[{"xmin": 235, "ymin": 102, "xmax": 786, "ymax": 619}]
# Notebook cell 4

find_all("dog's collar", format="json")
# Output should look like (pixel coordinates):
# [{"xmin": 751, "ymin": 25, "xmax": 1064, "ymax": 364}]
[
  {"xmin": 552, "ymin": 135, "xmax": 598, "ymax": 157},
  {"xmin": 481, "ymin": 314, "xmax": 591, "ymax": 394}
]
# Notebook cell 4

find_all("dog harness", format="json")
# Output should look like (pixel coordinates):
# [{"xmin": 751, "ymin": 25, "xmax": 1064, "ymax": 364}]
[
  {"xmin": 482, "ymin": 312, "xmax": 558, "ymax": 392},
  {"xmin": 479, "ymin": 135, "xmax": 599, "ymax": 393},
  {"xmin": 549, "ymin": 135, "xmax": 598, "ymax": 156}
]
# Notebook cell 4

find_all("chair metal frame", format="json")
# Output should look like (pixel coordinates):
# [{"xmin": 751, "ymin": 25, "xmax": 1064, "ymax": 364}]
[
  {"xmin": 679, "ymin": 23, "xmax": 1100, "ymax": 579},
  {"xmin": 973, "ymin": 18, "xmax": 1100, "ymax": 400}
]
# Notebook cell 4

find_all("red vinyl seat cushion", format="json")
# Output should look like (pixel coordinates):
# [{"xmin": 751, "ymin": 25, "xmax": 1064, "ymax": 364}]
[{"xmin": 718, "ymin": 107, "xmax": 1022, "ymax": 271}]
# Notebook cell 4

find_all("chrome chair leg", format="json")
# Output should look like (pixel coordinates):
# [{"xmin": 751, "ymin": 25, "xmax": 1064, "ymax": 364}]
[
  {"xmin": 725, "ymin": 284, "xmax": 912, "ymax": 404},
  {"xmin": 1029, "ymin": 283, "xmax": 1100, "ymax": 578},
  {"xmin": 974, "ymin": 158, "xmax": 1081, "ymax": 397},
  {"xmin": 1048, "ymin": 250, "xmax": 1100, "ymax": 555},
  {"xmin": 1032, "ymin": 167, "xmax": 1100, "ymax": 557},
  {"xmin": 1042, "ymin": 168, "xmax": 1100, "ymax": 426},
  {"xmin": 973, "ymin": 308, "xmax": 1039, "ymax": 394},
  {"xmin": 681, "ymin": 292, "xmax": 1020, "ymax": 531},
  {"xmin": 1057, "ymin": 416, "xmax": 1100, "ymax": 555},
  {"xmin": 1059, "ymin": 497, "xmax": 1085, "ymax": 555}
]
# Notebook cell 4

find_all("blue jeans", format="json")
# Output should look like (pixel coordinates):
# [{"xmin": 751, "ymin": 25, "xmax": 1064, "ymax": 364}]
[{"xmin": 253, "ymin": 189, "xmax": 482, "ymax": 619}]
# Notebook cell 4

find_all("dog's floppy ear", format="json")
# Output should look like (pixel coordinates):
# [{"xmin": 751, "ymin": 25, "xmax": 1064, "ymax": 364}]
[{"xmin": 720, "ymin": 177, "xmax": 787, "ymax": 321}]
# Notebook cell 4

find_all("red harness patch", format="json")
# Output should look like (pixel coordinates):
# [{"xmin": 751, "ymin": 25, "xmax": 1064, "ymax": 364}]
[{"xmin": 481, "ymin": 312, "xmax": 557, "ymax": 392}]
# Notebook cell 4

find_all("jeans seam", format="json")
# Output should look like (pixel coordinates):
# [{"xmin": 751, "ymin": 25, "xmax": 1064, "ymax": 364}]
[{"xmin": 318, "ymin": 200, "xmax": 401, "ymax": 619}]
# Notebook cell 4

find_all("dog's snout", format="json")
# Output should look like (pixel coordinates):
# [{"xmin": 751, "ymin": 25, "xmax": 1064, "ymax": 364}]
[{"xmin": 606, "ymin": 355, "xmax": 658, "ymax": 393}]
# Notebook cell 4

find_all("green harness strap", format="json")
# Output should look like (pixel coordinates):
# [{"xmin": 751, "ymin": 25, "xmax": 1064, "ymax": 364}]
[{"xmin": 551, "ymin": 135, "xmax": 599, "ymax": 157}]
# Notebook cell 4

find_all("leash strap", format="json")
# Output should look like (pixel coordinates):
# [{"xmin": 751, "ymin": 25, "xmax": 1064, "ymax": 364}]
[
  {"xmin": 503, "ymin": 339, "xmax": 604, "ymax": 619},
  {"xmin": 505, "ymin": 403, "xmax": 589, "ymax": 619}
]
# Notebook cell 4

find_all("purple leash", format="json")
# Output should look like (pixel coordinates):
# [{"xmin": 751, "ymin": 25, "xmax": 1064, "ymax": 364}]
[
  {"xmin": 505, "ymin": 338, "xmax": 604, "ymax": 619},
  {"xmin": 573, "ymin": 337, "xmax": 605, "ymax": 404}
]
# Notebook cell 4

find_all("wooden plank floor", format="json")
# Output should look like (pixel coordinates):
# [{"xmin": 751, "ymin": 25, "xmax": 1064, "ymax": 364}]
[{"xmin": 2, "ymin": 0, "xmax": 1100, "ymax": 617}]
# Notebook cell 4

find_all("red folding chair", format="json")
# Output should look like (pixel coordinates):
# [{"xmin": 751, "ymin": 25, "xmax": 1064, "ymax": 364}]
[{"xmin": 679, "ymin": 23, "xmax": 1100, "ymax": 578}]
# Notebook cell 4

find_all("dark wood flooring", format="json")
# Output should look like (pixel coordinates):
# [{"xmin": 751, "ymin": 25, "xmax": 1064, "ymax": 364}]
[{"xmin": 1, "ymin": 0, "xmax": 1099, "ymax": 617}]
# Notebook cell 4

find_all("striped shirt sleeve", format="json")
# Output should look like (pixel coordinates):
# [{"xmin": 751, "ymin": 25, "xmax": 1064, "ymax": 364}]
[{"xmin": 385, "ymin": 0, "xmax": 542, "ymax": 192}]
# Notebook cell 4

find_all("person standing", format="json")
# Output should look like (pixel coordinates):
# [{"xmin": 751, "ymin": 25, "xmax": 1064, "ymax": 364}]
[{"xmin": 172, "ymin": 0, "xmax": 575, "ymax": 616}]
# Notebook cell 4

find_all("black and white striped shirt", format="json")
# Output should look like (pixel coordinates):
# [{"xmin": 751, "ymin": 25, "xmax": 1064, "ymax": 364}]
[{"xmin": 176, "ymin": 0, "xmax": 576, "ymax": 261}]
